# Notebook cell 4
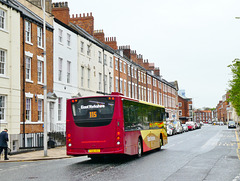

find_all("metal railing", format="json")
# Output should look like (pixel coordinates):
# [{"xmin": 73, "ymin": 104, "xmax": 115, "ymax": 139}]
[{"xmin": 20, "ymin": 133, "xmax": 44, "ymax": 149}]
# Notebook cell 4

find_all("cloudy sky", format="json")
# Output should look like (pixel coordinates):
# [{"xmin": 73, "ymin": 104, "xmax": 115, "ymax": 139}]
[{"xmin": 53, "ymin": 0, "xmax": 240, "ymax": 109}]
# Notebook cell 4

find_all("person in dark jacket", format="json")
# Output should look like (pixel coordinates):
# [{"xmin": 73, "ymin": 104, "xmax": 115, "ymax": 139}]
[{"xmin": 0, "ymin": 128, "xmax": 9, "ymax": 160}]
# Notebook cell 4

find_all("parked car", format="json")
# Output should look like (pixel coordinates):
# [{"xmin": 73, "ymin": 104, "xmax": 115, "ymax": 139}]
[
  {"xmin": 228, "ymin": 121, "xmax": 236, "ymax": 128},
  {"xmin": 182, "ymin": 124, "xmax": 188, "ymax": 132},
  {"xmin": 219, "ymin": 121, "xmax": 224, "ymax": 126},
  {"xmin": 186, "ymin": 122, "xmax": 195, "ymax": 130},
  {"xmin": 195, "ymin": 122, "xmax": 201, "ymax": 129},
  {"xmin": 167, "ymin": 124, "xmax": 177, "ymax": 135},
  {"xmin": 172, "ymin": 121, "xmax": 183, "ymax": 134}
]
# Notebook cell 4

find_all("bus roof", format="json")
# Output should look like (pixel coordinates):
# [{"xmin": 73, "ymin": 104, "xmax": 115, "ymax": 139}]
[{"xmin": 68, "ymin": 92, "xmax": 165, "ymax": 109}]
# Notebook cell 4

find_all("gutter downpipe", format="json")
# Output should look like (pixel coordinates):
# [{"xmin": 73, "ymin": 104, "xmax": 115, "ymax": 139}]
[{"xmin": 22, "ymin": 14, "xmax": 26, "ymax": 147}]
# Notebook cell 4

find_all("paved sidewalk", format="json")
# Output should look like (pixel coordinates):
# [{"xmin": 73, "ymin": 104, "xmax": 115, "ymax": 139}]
[{"xmin": 0, "ymin": 146, "xmax": 71, "ymax": 162}]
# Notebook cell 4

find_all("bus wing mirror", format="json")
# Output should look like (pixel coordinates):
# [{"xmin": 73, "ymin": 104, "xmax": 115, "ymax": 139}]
[{"xmin": 165, "ymin": 112, "xmax": 169, "ymax": 118}]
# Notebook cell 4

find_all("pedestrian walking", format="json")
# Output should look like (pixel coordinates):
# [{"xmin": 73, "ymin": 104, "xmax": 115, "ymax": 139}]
[{"xmin": 0, "ymin": 128, "xmax": 9, "ymax": 160}]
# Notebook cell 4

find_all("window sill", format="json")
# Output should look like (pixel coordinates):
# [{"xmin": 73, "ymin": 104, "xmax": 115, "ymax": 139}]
[
  {"xmin": 20, "ymin": 122, "xmax": 43, "ymax": 124},
  {"xmin": 38, "ymin": 46, "xmax": 44, "ymax": 50},
  {"xmin": 26, "ymin": 79, "xmax": 33, "ymax": 83},
  {"xmin": 0, "ymin": 28, "xmax": 9, "ymax": 33},
  {"xmin": 25, "ymin": 41, "xmax": 33, "ymax": 46},
  {"xmin": 0, "ymin": 75, "xmax": 9, "ymax": 79}
]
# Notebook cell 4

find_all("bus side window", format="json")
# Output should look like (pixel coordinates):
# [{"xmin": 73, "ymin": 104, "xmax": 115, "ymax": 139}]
[{"xmin": 123, "ymin": 104, "xmax": 131, "ymax": 130}]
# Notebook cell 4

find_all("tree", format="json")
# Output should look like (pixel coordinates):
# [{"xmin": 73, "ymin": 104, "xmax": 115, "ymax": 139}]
[{"xmin": 228, "ymin": 59, "xmax": 240, "ymax": 116}]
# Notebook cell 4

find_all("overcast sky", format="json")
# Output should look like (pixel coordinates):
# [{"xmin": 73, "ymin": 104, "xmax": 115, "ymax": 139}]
[{"xmin": 53, "ymin": 0, "xmax": 240, "ymax": 109}]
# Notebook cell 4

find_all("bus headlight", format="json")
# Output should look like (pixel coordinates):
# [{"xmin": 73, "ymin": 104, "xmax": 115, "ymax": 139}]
[
  {"xmin": 68, "ymin": 143, "xmax": 72, "ymax": 147},
  {"xmin": 117, "ymin": 141, "xmax": 120, "ymax": 145}
]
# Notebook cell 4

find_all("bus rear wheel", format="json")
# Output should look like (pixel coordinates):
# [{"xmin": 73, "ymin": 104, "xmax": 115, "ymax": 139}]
[
  {"xmin": 137, "ymin": 138, "xmax": 142, "ymax": 158},
  {"xmin": 159, "ymin": 136, "xmax": 163, "ymax": 150}
]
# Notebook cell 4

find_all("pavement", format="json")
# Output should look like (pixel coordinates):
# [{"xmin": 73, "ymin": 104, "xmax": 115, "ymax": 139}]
[{"xmin": 0, "ymin": 146, "xmax": 71, "ymax": 162}]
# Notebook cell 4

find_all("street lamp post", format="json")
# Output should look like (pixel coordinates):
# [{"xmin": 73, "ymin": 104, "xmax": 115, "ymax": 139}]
[{"xmin": 42, "ymin": 0, "xmax": 47, "ymax": 157}]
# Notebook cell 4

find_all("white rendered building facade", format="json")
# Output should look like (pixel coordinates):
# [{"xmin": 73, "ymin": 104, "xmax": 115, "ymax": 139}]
[
  {"xmin": 0, "ymin": 1, "xmax": 21, "ymax": 146},
  {"xmin": 53, "ymin": 18, "xmax": 78, "ymax": 132}
]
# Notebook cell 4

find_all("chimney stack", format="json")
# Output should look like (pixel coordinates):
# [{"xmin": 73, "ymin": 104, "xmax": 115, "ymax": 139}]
[
  {"xmin": 70, "ymin": 12, "xmax": 94, "ymax": 35},
  {"xmin": 94, "ymin": 30, "xmax": 105, "ymax": 43},
  {"xmin": 118, "ymin": 45, "xmax": 131, "ymax": 59},
  {"xmin": 52, "ymin": 2, "xmax": 70, "ymax": 24},
  {"xmin": 105, "ymin": 37, "xmax": 118, "ymax": 50}
]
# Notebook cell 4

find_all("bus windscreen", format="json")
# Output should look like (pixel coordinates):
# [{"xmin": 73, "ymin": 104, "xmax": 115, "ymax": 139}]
[{"xmin": 71, "ymin": 97, "xmax": 115, "ymax": 127}]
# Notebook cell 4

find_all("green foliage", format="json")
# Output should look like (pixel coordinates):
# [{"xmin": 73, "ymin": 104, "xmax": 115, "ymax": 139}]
[{"xmin": 228, "ymin": 59, "xmax": 240, "ymax": 116}]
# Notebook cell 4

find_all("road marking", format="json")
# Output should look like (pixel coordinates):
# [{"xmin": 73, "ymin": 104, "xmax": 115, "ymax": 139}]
[{"xmin": 235, "ymin": 130, "xmax": 240, "ymax": 160}]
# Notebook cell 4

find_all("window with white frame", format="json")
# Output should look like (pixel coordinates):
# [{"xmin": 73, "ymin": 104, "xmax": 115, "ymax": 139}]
[
  {"xmin": 110, "ymin": 57, "xmax": 113, "ymax": 68},
  {"xmin": 120, "ymin": 79, "xmax": 123, "ymax": 93},
  {"xmin": 58, "ymin": 28, "xmax": 63, "ymax": 43},
  {"xmin": 67, "ymin": 33, "xmax": 71, "ymax": 46},
  {"xmin": 123, "ymin": 63, "xmax": 126, "ymax": 73},
  {"xmin": 81, "ymin": 41, "xmax": 84, "ymax": 53},
  {"xmin": 87, "ymin": 69, "xmax": 90, "ymax": 88},
  {"xmin": 81, "ymin": 66, "xmax": 84, "ymax": 87},
  {"xmin": 115, "ymin": 77, "xmax": 118, "ymax": 92},
  {"xmin": 67, "ymin": 61, "xmax": 71, "ymax": 83},
  {"xmin": 189, "ymin": 104, "xmax": 192, "ymax": 110},
  {"xmin": 179, "ymin": 102, "xmax": 182, "ymax": 107},
  {"xmin": 37, "ymin": 60, "xmax": 43, "ymax": 83},
  {"xmin": 98, "ymin": 51, "xmax": 102, "ymax": 63},
  {"xmin": 104, "ymin": 75, "xmax": 107, "ymax": 92},
  {"xmin": 139, "ymin": 86, "xmax": 141, "ymax": 100},
  {"xmin": 37, "ymin": 26, "xmax": 43, "ymax": 47},
  {"xmin": 25, "ymin": 21, "xmax": 31, "ymax": 43},
  {"xmin": 132, "ymin": 83, "xmax": 134, "ymax": 98},
  {"xmin": 124, "ymin": 80, "xmax": 126, "ymax": 96},
  {"xmin": 99, "ymin": 73, "xmax": 102, "ymax": 91},
  {"xmin": 109, "ymin": 76, "xmax": 112, "ymax": 93},
  {"xmin": 26, "ymin": 98, "xmax": 31, "ymax": 121},
  {"xmin": 128, "ymin": 82, "xmax": 131, "ymax": 97},
  {"xmin": 38, "ymin": 99, "xmax": 42, "ymax": 121},
  {"xmin": 87, "ymin": 45, "xmax": 91, "ymax": 56},
  {"xmin": 135, "ymin": 84, "xmax": 137, "ymax": 99},
  {"xmin": 0, "ymin": 9, "xmax": 6, "ymax": 30},
  {"xmin": 115, "ymin": 59, "xmax": 118, "ymax": 70},
  {"xmin": 58, "ymin": 98, "xmax": 62, "ymax": 121},
  {"xmin": 159, "ymin": 93, "xmax": 162, "ymax": 105},
  {"xmin": 128, "ymin": 65, "xmax": 130, "ymax": 76},
  {"xmin": 0, "ymin": 49, "xmax": 6, "ymax": 75},
  {"xmin": 154, "ymin": 91, "xmax": 157, "ymax": 104},
  {"xmin": 119, "ymin": 60, "xmax": 122, "ymax": 72},
  {"xmin": 0, "ymin": 95, "xmax": 6, "ymax": 121},
  {"xmin": 26, "ymin": 56, "xmax": 31, "ymax": 80},
  {"xmin": 144, "ymin": 88, "xmax": 146, "ymax": 101},
  {"xmin": 58, "ymin": 57, "xmax": 62, "ymax": 81},
  {"xmin": 153, "ymin": 79, "xmax": 156, "ymax": 87},
  {"xmin": 131, "ymin": 67, "xmax": 133, "ymax": 77},
  {"xmin": 134, "ymin": 68, "xmax": 137, "ymax": 78},
  {"xmin": 104, "ymin": 54, "xmax": 107, "ymax": 65}
]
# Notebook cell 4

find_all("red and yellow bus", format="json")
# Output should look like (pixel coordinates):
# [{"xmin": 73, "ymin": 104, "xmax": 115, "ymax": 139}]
[{"xmin": 66, "ymin": 92, "xmax": 168, "ymax": 158}]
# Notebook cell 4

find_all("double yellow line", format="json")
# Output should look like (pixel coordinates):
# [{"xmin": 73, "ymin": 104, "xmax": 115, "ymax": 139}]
[{"xmin": 235, "ymin": 130, "xmax": 240, "ymax": 160}]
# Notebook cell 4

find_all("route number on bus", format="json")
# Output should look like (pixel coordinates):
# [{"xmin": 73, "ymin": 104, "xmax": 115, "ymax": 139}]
[{"xmin": 89, "ymin": 111, "xmax": 97, "ymax": 118}]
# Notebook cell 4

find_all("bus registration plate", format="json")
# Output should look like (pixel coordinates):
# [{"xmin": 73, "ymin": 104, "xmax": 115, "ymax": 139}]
[{"xmin": 88, "ymin": 149, "xmax": 100, "ymax": 153}]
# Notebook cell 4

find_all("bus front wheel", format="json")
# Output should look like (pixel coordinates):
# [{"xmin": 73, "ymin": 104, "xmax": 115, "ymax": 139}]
[
  {"xmin": 159, "ymin": 136, "xmax": 163, "ymax": 150},
  {"xmin": 137, "ymin": 138, "xmax": 142, "ymax": 158}
]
